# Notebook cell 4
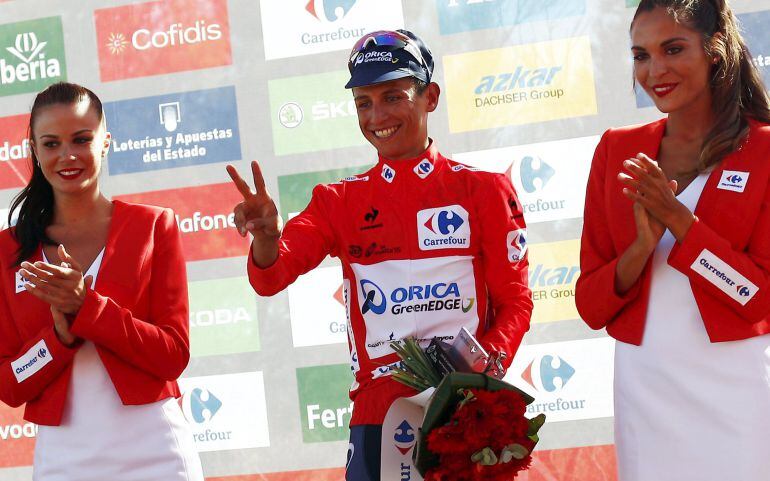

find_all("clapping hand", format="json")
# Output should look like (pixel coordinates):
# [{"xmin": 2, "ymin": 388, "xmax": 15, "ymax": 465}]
[{"xmin": 20, "ymin": 245, "xmax": 93, "ymax": 316}]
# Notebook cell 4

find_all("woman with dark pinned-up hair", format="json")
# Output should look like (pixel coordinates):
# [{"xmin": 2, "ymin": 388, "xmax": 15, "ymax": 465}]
[
  {"xmin": 0, "ymin": 82, "xmax": 203, "ymax": 480},
  {"xmin": 576, "ymin": 1, "xmax": 770, "ymax": 480}
]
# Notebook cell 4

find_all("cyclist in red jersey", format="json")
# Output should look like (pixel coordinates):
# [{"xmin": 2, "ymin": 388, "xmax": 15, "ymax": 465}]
[{"xmin": 227, "ymin": 30, "xmax": 533, "ymax": 481}]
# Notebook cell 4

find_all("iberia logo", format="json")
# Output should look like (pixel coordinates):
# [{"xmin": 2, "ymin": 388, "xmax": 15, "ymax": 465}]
[
  {"xmin": 0, "ymin": 113, "xmax": 31, "ymax": 190},
  {"xmin": 0, "ymin": 17, "xmax": 67, "ymax": 98},
  {"xmin": 94, "ymin": 0, "xmax": 232, "ymax": 82},
  {"xmin": 305, "ymin": 0, "xmax": 358, "ymax": 22},
  {"xmin": 115, "ymin": 182, "xmax": 248, "ymax": 262}
]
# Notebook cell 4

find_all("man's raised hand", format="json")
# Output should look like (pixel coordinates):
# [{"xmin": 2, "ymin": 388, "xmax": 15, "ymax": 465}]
[{"xmin": 226, "ymin": 161, "xmax": 283, "ymax": 239}]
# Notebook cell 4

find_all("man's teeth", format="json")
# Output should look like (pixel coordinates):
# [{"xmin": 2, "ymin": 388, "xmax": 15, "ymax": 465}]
[{"xmin": 374, "ymin": 127, "xmax": 398, "ymax": 138}]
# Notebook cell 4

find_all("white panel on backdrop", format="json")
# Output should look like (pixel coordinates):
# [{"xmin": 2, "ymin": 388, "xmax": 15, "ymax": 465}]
[
  {"xmin": 454, "ymin": 136, "xmax": 598, "ymax": 224},
  {"xmin": 260, "ymin": 0, "xmax": 405, "ymax": 60},
  {"xmin": 178, "ymin": 372, "xmax": 270, "ymax": 452},
  {"xmin": 504, "ymin": 337, "xmax": 615, "ymax": 423},
  {"xmin": 288, "ymin": 265, "xmax": 348, "ymax": 347}
]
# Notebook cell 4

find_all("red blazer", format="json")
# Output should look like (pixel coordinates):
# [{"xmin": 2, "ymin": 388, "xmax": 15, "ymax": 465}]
[
  {"xmin": 0, "ymin": 200, "xmax": 190, "ymax": 425},
  {"xmin": 576, "ymin": 118, "xmax": 770, "ymax": 344}
]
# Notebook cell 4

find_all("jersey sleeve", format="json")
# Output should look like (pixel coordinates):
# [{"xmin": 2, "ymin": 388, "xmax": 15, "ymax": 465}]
[
  {"xmin": 476, "ymin": 172, "xmax": 533, "ymax": 368},
  {"xmin": 575, "ymin": 130, "xmax": 644, "ymax": 329},
  {"xmin": 70, "ymin": 208, "xmax": 190, "ymax": 381},
  {"xmin": 667, "ymin": 181, "xmax": 770, "ymax": 322},
  {"xmin": 0, "ymin": 268, "xmax": 79, "ymax": 407},
  {"xmin": 247, "ymin": 183, "xmax": 337, "ymax": 296}
]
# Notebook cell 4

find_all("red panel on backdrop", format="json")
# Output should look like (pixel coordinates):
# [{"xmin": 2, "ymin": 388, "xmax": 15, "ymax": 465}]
[
  {"xmin": 94, "ymin": 0, "xmax": 232, "ymax": 82},
  {"xmin": 0, "ymin": 113, "xmax": 31, "ymax": 191},
  {"xmin": 0, "ymin": 404, "xmax": 35, "ymax": 468},
  {"xmin": 116, "ymin": 182, "xmax": 249, "ymax": 262},
  {"xmin": 205, "ymin": 444, "xmax": 617, "ymax": 481}
]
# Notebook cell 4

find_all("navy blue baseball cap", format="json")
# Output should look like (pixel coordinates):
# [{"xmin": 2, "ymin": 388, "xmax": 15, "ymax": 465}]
[{"xmin": 345, "ymin": 29, "xmax": 434, "ymax": 89}]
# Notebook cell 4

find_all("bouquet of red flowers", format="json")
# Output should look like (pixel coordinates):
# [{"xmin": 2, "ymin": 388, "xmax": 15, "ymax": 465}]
[{"xmin": 390, "ymin": 338, "xmax": 545, "ymax": 481}]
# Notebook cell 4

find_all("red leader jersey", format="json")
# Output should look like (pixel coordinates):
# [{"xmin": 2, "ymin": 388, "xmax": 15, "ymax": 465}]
[
  {"xmin": 0, "ymin": 201, "xmax": 190, "ymax": 425},
  {"xmin": 248, "ymin": 143, "xmax": 533, "ymax": 425},
  {"xmin": 577, "ymin": 119, "xmax": 770, "ymax": 344}
]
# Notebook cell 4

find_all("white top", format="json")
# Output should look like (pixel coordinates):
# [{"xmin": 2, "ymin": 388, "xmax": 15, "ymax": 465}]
[
  {"xmin": 614, "ymin": 173, "xmax": 770, "ymax": 481},
  {"xmin": 33, "ymin": 249, "xmax": 203, "ymax": 481}
]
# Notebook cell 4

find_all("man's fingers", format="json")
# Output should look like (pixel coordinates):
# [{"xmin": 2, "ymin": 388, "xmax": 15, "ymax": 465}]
[
  {"xmin": 251, "ymin": 161, "xmax": 267, "ymax": 194},
  {"xmin": 226, "ymin": 164, "xmax": 254, "ymax": 200}
]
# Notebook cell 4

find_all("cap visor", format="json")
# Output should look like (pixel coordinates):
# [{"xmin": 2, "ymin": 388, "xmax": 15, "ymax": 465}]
[{"xmin": 345, "ymin": 69, "xmax": 419, "ymax": 89}]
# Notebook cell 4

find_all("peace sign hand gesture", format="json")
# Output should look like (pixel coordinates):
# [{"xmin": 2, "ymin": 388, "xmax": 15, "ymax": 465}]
[{"xmin": 226, "ymin": 161, "xmax": 282, "ymax": 268}]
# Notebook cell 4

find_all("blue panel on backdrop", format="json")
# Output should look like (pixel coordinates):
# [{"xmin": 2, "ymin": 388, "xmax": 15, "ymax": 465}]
[
  {"xmin": 635, "ymin": 84, "xmax": 654, "ymax": 109},
  {"xmin": 739, "ymin": 10, "xmax": 770, "ymax": 87},
  {"xmin": 436, "ymin": 0, "xmax": 586, "ymax": 35},
  {"xmin": 105, "ymin": 86, "xmax": 242, "ymax": 175}
]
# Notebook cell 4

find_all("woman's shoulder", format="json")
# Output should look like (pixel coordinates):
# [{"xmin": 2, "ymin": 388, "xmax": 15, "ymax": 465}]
[
  {"xmin": 113, "ymin": 200, "xmax": 174, "ymax": 221},
  {"xmin": 602, "ymin": 118, "xmax": 666, "ymax": 142}
]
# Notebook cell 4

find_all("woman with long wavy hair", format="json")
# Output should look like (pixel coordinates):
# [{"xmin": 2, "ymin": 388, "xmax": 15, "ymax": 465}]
[
  {"xmin": 0, "ymin": 82, "xmax": 203, "ymax": 480},
  {"xmin": 576, "ymin": 1, "xmax": 770, "ymax": 480}
]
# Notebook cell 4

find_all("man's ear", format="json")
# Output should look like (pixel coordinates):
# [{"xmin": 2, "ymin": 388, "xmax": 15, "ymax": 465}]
[{"xmin": 425, "ymin": 82, "xmax": 441, "ymax": 113}]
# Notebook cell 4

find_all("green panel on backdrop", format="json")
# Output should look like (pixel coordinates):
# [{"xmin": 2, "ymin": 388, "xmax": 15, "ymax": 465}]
[
  {"xmin": 626, "ymin": 0, "xmax": 640, "ymax": 6},
  {"xmin": 277, "ymin": 165, "xmax": 370, "ymax": 221},
  {"xmin": 268, "ymin": 70, "xmax": 367, "ymax": 156},
  {"xmin": 0, "ymin": 17, "xmax": 66, "ymax": 97},
  {"xmin": 188, "ymin": 276, "xmax": 260, "ymax": 357},
  {"xmin": 296, "ymin": 364, "xmax": 354, "ymax": 443}
]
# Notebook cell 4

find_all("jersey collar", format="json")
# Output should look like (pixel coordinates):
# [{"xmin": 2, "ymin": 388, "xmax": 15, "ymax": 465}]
[{"xmin": 376, "ymin": 141, "xmax": 441, "ymax": 184}]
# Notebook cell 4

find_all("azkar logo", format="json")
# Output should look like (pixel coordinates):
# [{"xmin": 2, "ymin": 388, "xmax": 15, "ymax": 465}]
[
  {"xmin": 359, "ymin": 279, "xmax": 474, "ymax": 317},
  {"xmin": 394, "ymin": 419, "xmax": 415, "ymax": 455},
  {"xmin": 521, "ymin": 354, "xmax": 575, "ymax": 393},
  {"xmin": 305, "ymin": 0, "xmax": 358, "ymax": 23},
  {"xmin": 417, "ymin": 205, "xmax": 471, "ymax": 251},
  {"xmin": 473, "ymin": 65, "xmax": 564, "ymax": 108}
]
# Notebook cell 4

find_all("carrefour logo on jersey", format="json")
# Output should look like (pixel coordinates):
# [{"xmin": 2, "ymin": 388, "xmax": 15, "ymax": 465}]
[
  {"xmin": 179, "ymin": 372, "xmax": 270, "ymax": 452},
  {"xmin": 95, "ymin": 0, "xmax": 231, "ymax": 81},
  {"xmin": 260, "ymin": 0, "xmax": 404, "ymax": 60},
  {"xmin": 739, "ymin": 10, "xmax": 770, "ymax": 87},
  {"xmin": 269, "ymin": 70, "xmax": 366, "ymax": 155},
  {"xmin": 116, "ymin": 182, "xmax": 248, "ymax": 262},
  {"xmin": 417, "ymin": 205, "xmax": 471, "ymax": 251},
  {"xmin": 0, "ymin": 17, "xmax": 66, "ymax": 97},
  {"xmin": 0, "ymin": 113, "xmax": 31, "ymax": 190},
  {"xmin": 444, "ymin": 37, "xmax": 597, "ymax": 132},
  {"xmin": 104, "ymin": 86, "xmax": 240, "ymax": 175},
  {"xmin": 436, "ymin": 0, "xmax": 586, "ymax": 35}
]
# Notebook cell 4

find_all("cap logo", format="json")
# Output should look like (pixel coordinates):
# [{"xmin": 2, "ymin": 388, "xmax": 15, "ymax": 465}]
[{"xmin": 355, "ymin": 51, "xmax": 397, "ymax": 67}]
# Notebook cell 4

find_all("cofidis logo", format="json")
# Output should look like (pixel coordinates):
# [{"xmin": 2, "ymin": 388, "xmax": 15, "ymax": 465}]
[
  {"xmin": 179, "ymin": 372, "xmax": 270, "ymax": 452},
  {"xmin": 0, "ymin": 17, "xmax": 66, "ymax": 97},
  {"xmin": 260, "ymin": 0, "xmax": 404, "ymax": 60},
  {"xmin": 104, "ymin": 86, "xmax": 240, "ymax": 175},
  {"xmin": 116, "ymin": 182, "xmax": 248, "ymax": 262},
  {"xmin": 436, "ymin": 0, "xmax": 586, "ymax": 35},
  {"xmin": 95, "ymin": 0, "xmax": 231, "ymax": 82},
  {"xmin": 0, "ymin": 113, "xmax": 30, "ymax": 190},
  {"xmin": 444, "ymin": 37, "xmax": 597, "ymax": 133}
]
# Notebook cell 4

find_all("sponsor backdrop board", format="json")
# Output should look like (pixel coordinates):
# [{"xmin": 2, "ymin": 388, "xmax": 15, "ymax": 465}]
[{"xmin": 1, "ymin": 0, "xmax": 769, "ymax": 480}]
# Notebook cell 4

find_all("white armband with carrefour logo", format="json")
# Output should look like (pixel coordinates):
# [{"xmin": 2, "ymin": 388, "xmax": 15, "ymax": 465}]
[
  {"xmin": 691, "ymin": 249, "xmax": 758, "ymax": 306},
  {"xmin": 11, "ymin": 339, "xmax": 53, "ymax": 383}
]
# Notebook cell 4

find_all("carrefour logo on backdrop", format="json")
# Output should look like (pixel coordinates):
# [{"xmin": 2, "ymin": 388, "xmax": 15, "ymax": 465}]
[
  {"xmin": 519, "ymin": 353, "xmax": 587, "ymax": 415},
  {"xmin": 182, "ymin": 388, "xmax": 223, "ymax": 424},
  {"xmin": 95, "ymin": 0, "xmax": 232, "ymax": 82},
  {"xmin": 520, "ymin": 155, "xmax": 555, "ymax": 193},
  {"xmin": 306, "ymin": 0, "xmax": 358, "ymax": 22},
  {"xmin": 0, "ymin": 17, "xmax": 66, "ymax": 97},
  {"xmin": 260, "ymin": 0, "xmax": 404, "ymax": 60},
  {"xmin": 417, "ymin": 205, "xmax": 471, "ymax": 251}
]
